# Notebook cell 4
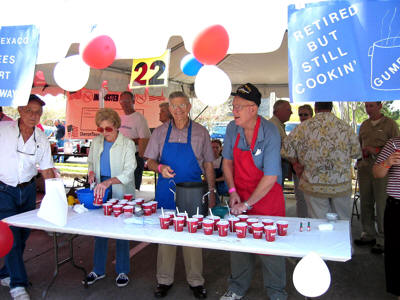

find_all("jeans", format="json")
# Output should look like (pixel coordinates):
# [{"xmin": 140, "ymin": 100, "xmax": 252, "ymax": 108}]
[
  {"xmin": 134, "ymin": 153, "xmax": 144, "ymax": 190},
  {"xmin": 228, "ymin": 252, "xmax": 287, "ymax": 300},
  {"xmin": 93, "ymin": 238, "xmax": 130, "ymax": 275},
  {"xmin": 0, "ymin": 180, "xmax": 36, "ymax": 288}
]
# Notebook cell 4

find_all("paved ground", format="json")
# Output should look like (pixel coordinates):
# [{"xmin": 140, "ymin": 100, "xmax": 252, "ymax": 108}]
[{"xmin": 0, "ymin": 182, "xmax": 396, "ymax": 300}]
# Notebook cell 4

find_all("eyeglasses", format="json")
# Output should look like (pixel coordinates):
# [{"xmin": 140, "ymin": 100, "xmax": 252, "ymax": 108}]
[
  {"xmin": 17, "ymin": 130, "xmax": 37, "ymax": 156},
  {"xmin": 229, "ymin": 104, "xmax": 256, "ymax": 111},
  {"xmin": 97, "ymin": 127, "xmax": 114, "ymax": 133},
  {"xmin": 299, "ymin": 113, "xmax": 310, "ymax": 117},
  {"xmin": 170, "ymin": 103, "xmax": 188, "ymax": 110}
]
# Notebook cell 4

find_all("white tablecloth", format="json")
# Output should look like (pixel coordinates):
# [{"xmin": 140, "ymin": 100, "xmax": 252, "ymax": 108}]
[{"xmin": 4, "ymin": 206, "xmax": 351, "ymax": 262}]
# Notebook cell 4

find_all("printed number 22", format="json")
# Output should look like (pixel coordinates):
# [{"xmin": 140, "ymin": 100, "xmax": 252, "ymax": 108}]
[{"xmin": 134, "ymin": 60, "xmax": 165, "ymax": 86}]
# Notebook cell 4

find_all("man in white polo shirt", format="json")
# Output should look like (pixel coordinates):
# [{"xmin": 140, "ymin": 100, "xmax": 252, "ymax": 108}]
[
  {"xmin": 119, "ymin": 91, "xmax": 151, "ymax": 190},
  {"xmin": 0, "ymin": 95, "xmax": 54, "ymax": 300}
]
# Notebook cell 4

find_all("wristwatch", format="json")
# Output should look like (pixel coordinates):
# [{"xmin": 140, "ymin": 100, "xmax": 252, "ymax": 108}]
[{"xmin": 244, "ymin": 201, "xmax": 253, "ymax": 210}]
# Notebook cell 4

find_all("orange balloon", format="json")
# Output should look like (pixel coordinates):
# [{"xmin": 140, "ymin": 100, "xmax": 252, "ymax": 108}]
[
  {"xmin": 0, "ymin": 221, "xmax": 13, "ymax": 258},
  {"xmin": 193, "ymin": 25, "xmax": 229, "ymax": 65},
  {"xmin": 82, "ymin": 35, "xmax": 116, "ymax": 69}
]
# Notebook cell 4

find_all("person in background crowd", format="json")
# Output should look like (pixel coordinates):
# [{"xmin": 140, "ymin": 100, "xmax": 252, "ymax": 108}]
[
  {"xmin": 354, "ymin": 101, "xmax": 400, "ymax": 255},
  {"xmin": 269, "ymin": 100, "xmax": 292, "ymax": 187},
  {"xmin": 211, "ymin": 139, "xmax": 229, "ymax": 202},
  {"xmin": 282, "ymin": 102, "xmax": 361, "ymax": 220},
  {"xmin": 53, "ymin": 120, "xmax": 65, "ymax": 163},
  {"xmin": 159, "ymin": 102, "xmax": 172, "ymax": 124},
  {"xmin": 84, "ymin": 108, "xmax": 136, "ymax": 288},
  {"xmin": 119, "ymin": 91, "xmax": 151, "ymax": 190},
  {"xmin": 293, "ymin": 104, "xmax": 313, "ymax": 217},
  {"xmin": 373, "ymin": 137, "xmax": 400, "ymax": 299},
  {"xmin": 220, "ymin": 83, "xmax": 286, "ymax": 300},
  {"xmin": 0, "ymin": 95, "xmax": 54, "ymax": 300},
  {"xmin": 145, "ymin": 91, "xmax": 215, "ymax": 299},
  {"xmin": 0, "ymin": 106, "xmax": 13, "ymax": 121}
]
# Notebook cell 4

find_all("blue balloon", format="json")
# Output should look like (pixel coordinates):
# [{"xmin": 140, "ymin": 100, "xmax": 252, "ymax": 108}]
[{"xmin": 180, "ymin": 54, "xmax": 203, "ymax": 76}]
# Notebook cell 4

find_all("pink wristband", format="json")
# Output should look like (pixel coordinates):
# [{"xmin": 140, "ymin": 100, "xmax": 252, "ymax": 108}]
[
  {"xmin": 228, "ymin": 187, "xmax": 236, "ymax": 194},
  {"xmin": 158, "ymin": 164, "xmax": 163, "ymax": 173}
]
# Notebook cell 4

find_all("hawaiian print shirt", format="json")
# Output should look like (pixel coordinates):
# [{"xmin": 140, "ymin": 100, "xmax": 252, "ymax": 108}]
[{"xmin": 282, "ymin": 112, "xmax": 361, "ymax": 197}]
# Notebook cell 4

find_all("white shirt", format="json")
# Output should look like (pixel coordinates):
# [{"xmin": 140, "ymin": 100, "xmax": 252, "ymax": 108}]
[
  {"xmin": 213, "ymin": 156, "xmax": 222, "ymax": 169},
  {"xmin": 0, "ymin": 121, "xmax": 54, "ymax": 187},
  {"xmin": 119, "ymin": 112, "xmax": 151, "ymax": 141}
]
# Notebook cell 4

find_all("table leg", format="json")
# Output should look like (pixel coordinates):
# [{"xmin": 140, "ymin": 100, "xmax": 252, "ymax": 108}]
[{"xmin": 42, "ymin": 233, "xmax": 88, "ymax": 299}]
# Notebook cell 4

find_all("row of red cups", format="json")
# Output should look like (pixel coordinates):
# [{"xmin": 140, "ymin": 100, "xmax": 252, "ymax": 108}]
[
  {"xmin": 158, "ymin": 214, "xmax": 289, "ymax": 241},
  {"xmin": 103, "ymin": 200, "xmax": 157, "ymax": 217}
]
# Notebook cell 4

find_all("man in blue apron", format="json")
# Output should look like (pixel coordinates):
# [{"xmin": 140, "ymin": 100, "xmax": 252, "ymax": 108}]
[{"xmin": 145, "ymin": 91, "xmax": 216, "ymax": 299}]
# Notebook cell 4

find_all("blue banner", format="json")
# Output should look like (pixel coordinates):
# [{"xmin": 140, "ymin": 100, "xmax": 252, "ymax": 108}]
[
  {"xmin": 0, "ymin": 25, "xmax": 39, "ymax": 107},
  {"xmin": 288, "ymin": 0, "xmax": 400, "ymax": 102}
]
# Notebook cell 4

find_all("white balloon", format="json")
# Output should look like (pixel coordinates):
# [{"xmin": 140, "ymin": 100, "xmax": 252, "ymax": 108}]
[
  {"xmin": 53, "ymin": 55, "xmax": 90, "ymax": 92},
  {"xmin": 194, "ymin": 65, "xmax": 231, "ymax": 107},
  {"xmin": 293, "ymin": 252, "xmax": 331, "ymax": 298}
]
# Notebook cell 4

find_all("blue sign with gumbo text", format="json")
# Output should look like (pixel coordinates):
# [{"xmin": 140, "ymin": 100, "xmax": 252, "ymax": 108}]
[
  {"xmin": 288, "ymin": 0, "xmax": 400, "ymax": 102},
  {"xmin": 0, "ymin": 25, "xmax": 39, "ymax": 107}
]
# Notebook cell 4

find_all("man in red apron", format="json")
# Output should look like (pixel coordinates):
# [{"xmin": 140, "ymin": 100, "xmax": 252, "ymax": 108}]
[
  {"xmin": 220, "ymin": 84, "xmax": 287, "ymax": 300},
  {"xmin": 145, "ymin": 91, "xmax": 216, "ymax": 299}
]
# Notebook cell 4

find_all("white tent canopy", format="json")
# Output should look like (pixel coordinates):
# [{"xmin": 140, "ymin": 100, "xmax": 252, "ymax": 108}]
[{"xmin": 2, "ymin": 0, "xmax": 298, "ymax": 98}]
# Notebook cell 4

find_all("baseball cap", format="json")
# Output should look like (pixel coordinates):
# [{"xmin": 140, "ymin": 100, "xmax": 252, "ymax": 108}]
[
  {"xmin": 28, "ymin": 94, "xmax": 46, "ymax": 106},
  {"xmin": 231, "ymin": 83, "xmax": 261, "ymax": 106}
]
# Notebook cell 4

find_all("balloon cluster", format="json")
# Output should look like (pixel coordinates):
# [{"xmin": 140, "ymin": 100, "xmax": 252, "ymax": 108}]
[
  {"xmin": 181, "ymin": 25, "xmax": 232, "ymax": 107},
  {"xmin": 53, "ymin": 30, "xmax": 116, "ymax": 92}
]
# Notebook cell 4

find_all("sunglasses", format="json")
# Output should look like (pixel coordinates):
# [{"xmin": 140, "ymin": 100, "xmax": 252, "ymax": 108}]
[
  {"xmin": 299, "ymin": 113, "xmax": 310, "ymax": 117},
  {"xmin": 97, "ymin": 127, "xmax": 114, "ymax": 133}
]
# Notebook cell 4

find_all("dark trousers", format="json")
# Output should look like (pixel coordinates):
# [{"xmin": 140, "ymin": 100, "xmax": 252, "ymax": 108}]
[
  {"xmin": 0, "ymin": 180, "xmax": 36, "ymax": 288},
  {"xmin": 135, "ymin": 153, "xmax": 144, "ymax": 191},
  {"xmin": 384, "ymin": 196, "xmax": 400, "ymax": 296}
]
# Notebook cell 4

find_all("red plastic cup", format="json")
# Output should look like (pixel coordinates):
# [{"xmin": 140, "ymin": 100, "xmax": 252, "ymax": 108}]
[
  {"xmin": 151, "ymin": 201, "xmax": 158, "ymax": 213},
  {"xmin": 118, "ymin": 200, "xmax": 128, "ymax": 206},
  {"xmin": 159, "ymin": 215, "xmax": 170, "ymax": 229},
  {"xmin": 123, "ymin": 194, "xmax": 133, "ymax": 201},
  {"xmin": 142, "ymin": 203, "xmax": 153, "ymax": 216},
  {"xmin": 206, "ymin": 216, "xmax": 220, "ymax": 230},
  {"xmin": 235, "ymin": 222, "xmax": 248, "ymax": 238},
  {"xmin": 265, "ymin": 225, "xmax": 277, "ymax": 242},
  {"xmin": 247, "ymin": 218, "xmax": 259, "ymax": 233},
  {"xmin": 113, "ymin": 210, "xmax": 122, "ymax": 218},
  {"xmin": 261, "ymin": 218, "xmax": 274, "ymax": 227},
  {"xmin": 102, "ymin": 203, "xmax": 113, "ymax": 216},
  {"xmin": 126, "ymin": 201, "xmax": 136, "ymax": 206},
  {"xmin": 192, "ymin": 214, "xmax": 204, "ymax": 229},
  {"xmin": 108, "ymin": 198, "xmax": 118, "ymax": 205},
  {"xmin": 173, "ymin": 217, "xmax": 184, "ymax": 232},
  {"xmin": 203, "ymin": 219, "xmax": 214, "ymax": 235},
  {"xmin": 93, "ymin": 194, "xmax": 103, "ymax": 206},
  {"xmin": 217, "ymin": 220, "xmax": 229, "ymax": 237},
  {"xmin": 135, "ymin": 198, "xmax": 144, "ymax": 206},
  {"xmin": 238, "ymin": 214, "xmax": 249, "ymax": 223},
  {"xmin": 123, "ymin": 205, "xmax": 134, "ymax": 217},
  {"xmin": 177, "ymin": 213, "xmax": 187, "ymax": 226},
  {"xmin": 276, "ymin": 220, "xmax": 289, "ymax": 236},
  {"xmin": 187, "ymin": 218, "xmax": 199, "ymax": 233},
  {"xmin": 112, "ymin": 204, "xmax": 123, "ymax": 213},
  {"xmin": 252, "ymin": 223, "xmax": 264, "ymax": 239},
  {"xmin": 166, "ymin": 213, "xmax": 174, "ymax": 225},
  {"xmin": 228, "ymin": 216, "xmax": 240, "ymax": 232}
]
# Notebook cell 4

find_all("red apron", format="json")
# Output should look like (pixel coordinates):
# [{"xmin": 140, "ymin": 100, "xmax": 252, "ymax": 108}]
[{"xmin": 233, "ymin": 116, "xmax": 285, "ymax": 217}]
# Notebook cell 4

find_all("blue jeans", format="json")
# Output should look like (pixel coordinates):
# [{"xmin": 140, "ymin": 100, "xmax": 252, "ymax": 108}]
[
  {"xmin": 0, "ymin": 180, "xmax": 36, "ymax": 288},
  {"xmin": 228, "ymin": 252, "xmax": 287, "ymax": 300},
  {"xmin": 93, "ymin": 238, "xmax": 130, "ymax": 275}
]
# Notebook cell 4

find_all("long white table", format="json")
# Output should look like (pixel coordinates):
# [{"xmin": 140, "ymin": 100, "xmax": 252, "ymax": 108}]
[{"xmin": 4, "ymin": 207, "xmax": 351, "ymax": 262}]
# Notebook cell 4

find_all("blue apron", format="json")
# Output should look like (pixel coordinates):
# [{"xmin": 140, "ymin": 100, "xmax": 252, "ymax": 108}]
[{"xmin": 155, "ymin": 121, "xmax": 202, "ymax": 209}]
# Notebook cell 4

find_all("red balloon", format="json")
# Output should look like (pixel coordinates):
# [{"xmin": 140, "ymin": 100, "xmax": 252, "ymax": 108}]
[
  {"xmin": 193, "ymin": 25, "xmax": 229, "ymax": 65},
  {"xmin": 82, "ymin": 35, "xmax": 116, "ymax": 69},
  {"xmin": 0, "ymin": 221, "xmax": 13, "ymax": 258}
]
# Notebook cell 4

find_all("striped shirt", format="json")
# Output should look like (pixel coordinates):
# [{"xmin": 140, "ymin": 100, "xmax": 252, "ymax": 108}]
[{"xmin": 375, "ymin": 137, "xmax": 400, "ymax": 199}]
